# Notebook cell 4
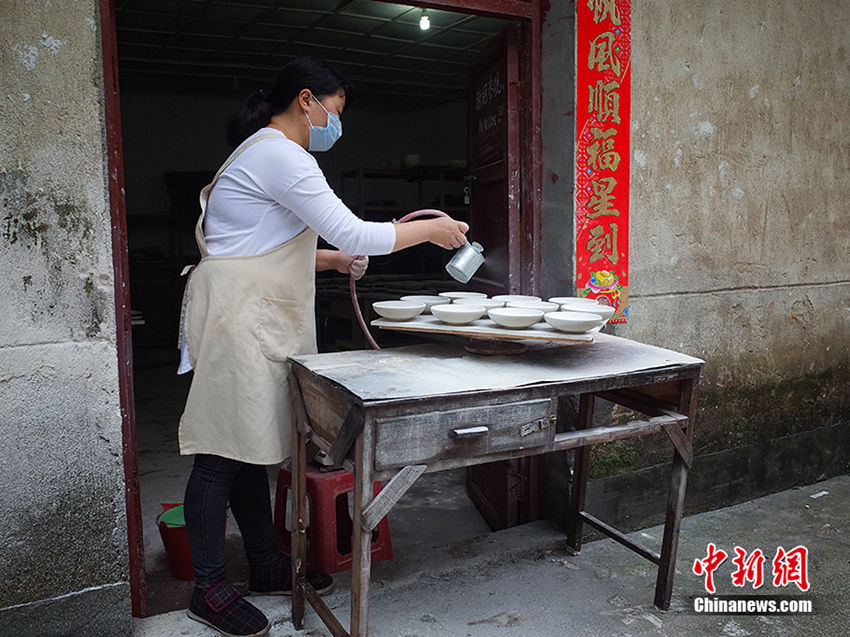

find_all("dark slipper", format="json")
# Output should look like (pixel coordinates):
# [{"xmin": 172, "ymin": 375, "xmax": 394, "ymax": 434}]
[
  {"xmin": 187, "ymin": 580, "xmax": 270, "ymax": 637},
  {"xmin": 247, "ymin": 552, "xmax": 334, "ymax": 596}
]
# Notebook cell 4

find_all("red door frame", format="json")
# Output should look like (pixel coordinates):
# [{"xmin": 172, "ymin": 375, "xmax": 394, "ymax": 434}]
[
  {"xmin": 103, "ymin": 0, "xmax": 545, "ymax": 617},
  {"xmin": 100, "ymin": 0, "xmax": 146, "ymax": 617}
]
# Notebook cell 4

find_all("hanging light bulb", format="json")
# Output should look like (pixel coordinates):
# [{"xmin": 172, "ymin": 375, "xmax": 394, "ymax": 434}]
[{"xmin": 419, "ymin": 9, "xmax": 430, "ymax": 31}]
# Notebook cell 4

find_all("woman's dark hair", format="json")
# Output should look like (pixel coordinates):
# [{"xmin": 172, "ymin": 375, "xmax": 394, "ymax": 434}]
[{"xmin": 226, "ymin": 56, "xmax": 355, "ymax": 147}]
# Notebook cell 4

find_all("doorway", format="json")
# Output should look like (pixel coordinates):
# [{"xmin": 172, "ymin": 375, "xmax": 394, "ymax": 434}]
[{"xmin": 108, "ymin": 0, "xmax": 543, "ymax": 616}]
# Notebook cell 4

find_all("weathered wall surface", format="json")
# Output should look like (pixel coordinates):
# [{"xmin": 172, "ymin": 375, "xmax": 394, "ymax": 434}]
[
  {"xmin": 543, "ymin": 0, "xmax": 850, "ymax": 522},
  {"xmin": 541, "ymin": 0, "xmax": 577, "ymax": 299},
  {"xmin": 0, "ymin": 1, "xmax": 130, "ymax": 635},
  {"xmin": 624, "ymin": 0, "xmax": 850, "ymax": 469}
]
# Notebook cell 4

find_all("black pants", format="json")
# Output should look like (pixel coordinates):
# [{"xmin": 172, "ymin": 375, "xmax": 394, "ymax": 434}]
[{"xmin": 183, "ymin": 454, "xmax": 279, "ymax": 588}]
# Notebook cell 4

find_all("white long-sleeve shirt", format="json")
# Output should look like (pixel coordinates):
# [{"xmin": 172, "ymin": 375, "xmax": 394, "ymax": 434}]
[
  {"xmin": 178, "ymin": 128, "xmax": 396, "ymax": 373},
  {"xmin": 205, "ymin": 128, "xmax": 396, "ymax": 257}
]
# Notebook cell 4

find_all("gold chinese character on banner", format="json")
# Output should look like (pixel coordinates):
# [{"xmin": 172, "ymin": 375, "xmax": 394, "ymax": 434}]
[
  {"xmin": 587, "ymin": 177, "xmax": 620, "ymax": 219},
  {"xmin": 587, "ymin": 127, "xmax": 620, "ymax": 171},
  {"xmin": 588, "ymin": 31, "xmax": 621, "ymax": 75},
  {"xmin": 586, "ymin": 0, "xmax": 622, "ymax": 25},
  {"xmin": 587, "ymin": 223, "xmax": 619, "ymax": 264},
  {"xmin": 588, "ymin": 79, "xmax": 621, "ymax": 124}
]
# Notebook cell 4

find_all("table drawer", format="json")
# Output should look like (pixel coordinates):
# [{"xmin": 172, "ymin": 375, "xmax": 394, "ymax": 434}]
[{"xmin": 373, "ymin": 398, "xmax": 557, "ymax": 470}]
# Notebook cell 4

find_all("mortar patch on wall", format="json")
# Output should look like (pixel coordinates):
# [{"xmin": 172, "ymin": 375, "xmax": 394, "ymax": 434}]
[
  {"xmin": 2, "ymin": 167, "xmax": 108, "ymax": 336},
  {"xmin": 2, "ymin": 169, "xmax": 96, "ymax": 256},
  {"xmin": 83, "ymin": 273, "xmax": 108, "ymax": 337},
  {"xmin": 40, "ymin": 32, "xmax": 65, "ymax": 55},
  {"xmin": 790, "ymin": 296, "xmax": 815, "ymax": 327},
  {"xmin": 11, "ymin": 43, "xmax": 39, "ymax": 70}
]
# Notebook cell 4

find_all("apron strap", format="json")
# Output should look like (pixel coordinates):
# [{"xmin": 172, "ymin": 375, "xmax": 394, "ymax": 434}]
[
  {"xmin": 179, "ymin": 131, "xmax": 284, "ymax": 350},
  {"xmin": 194, "ymin": 131, "xmax": 284, "ymax": 257}
]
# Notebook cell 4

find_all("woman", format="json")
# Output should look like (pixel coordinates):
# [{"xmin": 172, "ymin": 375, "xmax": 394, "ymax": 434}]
[{"xmin": 177, "ymin": 57, "xmax": 468, "ymax": 637}]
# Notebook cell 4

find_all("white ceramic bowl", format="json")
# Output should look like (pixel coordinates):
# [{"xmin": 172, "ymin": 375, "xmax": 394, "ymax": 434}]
[
  {"xmin": 548, "ymin": 296, "xmax": 600, "ymax": 306},
  {"xmin": 507, "ymin": 300, "xmax": 560, "ymax": 312},
  {"xmin": 400, "ymin": 295, "xmax": 447, "ymax": 313},
  {"xmin": 372, "ymin": 300, "xmax": 425, "ymax": 321},
  {"xmin": 543, "ymin": 311, "xmax": 604, "ymax": 333},
  {"xmin": 431, "ymin": 303, "xmax": 486, "ymax": 325},
  {"xmin": 438, "ymin": 291, "xmax": 488, "ymax": 301},
  {"xmin": 556, "ymin": 299, "xmax": 615, "ymax": 321},
  {"xmin": 487, "ymin": 307, "xmax": 544, "ymax": 329},
  {"xmin": 492, "ymin": 294, "xmax": 542, "ymax": 303},
  {"xmin": 454, "ymin": 297, "xmax": 505, "ymax": 310}
]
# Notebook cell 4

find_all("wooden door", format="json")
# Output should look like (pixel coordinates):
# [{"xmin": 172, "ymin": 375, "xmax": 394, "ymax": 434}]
[
  {"xmin": 466, "ymin": 25, "xmax": 541, "ymax": 530},
  {"xmin": 466, "ymin": 25, "xmax": 522, "ymax": 295}
]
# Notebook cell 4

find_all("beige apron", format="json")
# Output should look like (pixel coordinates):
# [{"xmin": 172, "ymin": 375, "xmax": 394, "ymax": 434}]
[{"xmin": 178, "ymin": 133, "xmax": 318, "ymax": 465}]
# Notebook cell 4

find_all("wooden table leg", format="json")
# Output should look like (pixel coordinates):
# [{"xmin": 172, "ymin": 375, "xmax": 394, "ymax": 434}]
[
  {"xmin": 350, "ymin": 430, "xmax": 375, "ymax": 636},
  {"xmin": 654, "ymin": 450, "xmax": 688, "ymax": 609},
  {"xmin": 290, "ymin": 402, "xmax": 308, "ymax": 628},
  {"xmin": 566, "ymin": 393, "xmax": 594, "ymax": 552},
  {"xmin": 654, "ymin": 378, "xmax": 699, "ymax": 609}
]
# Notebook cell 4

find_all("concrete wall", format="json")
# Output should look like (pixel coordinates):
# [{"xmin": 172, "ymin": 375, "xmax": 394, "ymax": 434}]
[
  {"xmin": 0, "ymin": 2, "xmax": 131, "ymax": 635},
  {"xmin": 542, "ymin": 0, "xmax": 850, "ymax": 528}
]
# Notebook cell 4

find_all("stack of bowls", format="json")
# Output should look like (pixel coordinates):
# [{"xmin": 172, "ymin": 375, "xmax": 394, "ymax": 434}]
[
  {"xmin": 372, "ymin": 300, "xmax": 426, "ymax": 321},
  {"xmin": 541, "ymin": 296, "xmax": 614, "ymax": 333},
  {"xmin": 507, "ymin": 299, "xmax": 559, "ymax": 313},
  {"xmin": 492, "ymin": 294, "xmax": 541, "ymax": 304},
  {"xmin": 487, "ymin": 307, "xmax": 544, "ymax": 329},
  {"xmin": 431, "ymin": 303, "xmax": 487, "ymax": 325},
  {"xmin": 429, "ymin": 291, "xmax": 491, "ymax": 325},
  {"xmin": 376, "ymin": 291, "xmax": 615, "ymax": 334},
  {"xmin": 400, "ymin": 295, "xmax": 447, "ymax": 313},
  {"xmin": 454, "ymin": 297, "xmax": 505, "ymax": 310},
  {"xmin": 542, "ymin": 311, "xmax": 604, "ymax": 333},
  {"xmin": 550, "ymin": 296, "xmax": 616, "ymax": 321},
  {"xmin": 438, "ymin": 291, "xmax": 488, "ymax": 301}
]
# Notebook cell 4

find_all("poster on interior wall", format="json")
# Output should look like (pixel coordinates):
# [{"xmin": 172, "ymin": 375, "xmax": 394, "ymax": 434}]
[{"xmin": 575, "ymin": 0, "xmax": 631, "ymax": 322}]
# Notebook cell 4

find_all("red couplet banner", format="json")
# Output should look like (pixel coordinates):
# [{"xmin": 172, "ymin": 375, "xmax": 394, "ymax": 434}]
[{"xmin": 575, "ymin": 0, "xmax": 631, "ymax": 322}]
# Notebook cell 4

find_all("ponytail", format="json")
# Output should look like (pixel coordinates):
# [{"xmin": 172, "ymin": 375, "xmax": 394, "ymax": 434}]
[
  {"xmin": 226, "ymin": 91, "xmax": 273, "ymax": 148},
  {"xmin": 225, "ymin": 56, "xmax": 355, "ymax": 148}
]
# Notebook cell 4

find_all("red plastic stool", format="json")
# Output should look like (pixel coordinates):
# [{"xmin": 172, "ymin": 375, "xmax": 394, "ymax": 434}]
[{"xmin": 274, "ymin": 463, "xmax": 393, "ymax": 574}]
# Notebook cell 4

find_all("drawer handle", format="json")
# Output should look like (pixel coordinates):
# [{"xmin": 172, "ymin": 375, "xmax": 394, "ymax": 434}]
[{"xmin": 450, "ymin": 425, "xmax": 490, "ymax": 439}]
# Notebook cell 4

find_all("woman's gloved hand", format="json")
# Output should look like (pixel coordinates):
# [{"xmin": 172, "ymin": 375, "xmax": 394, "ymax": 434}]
[{"xmin": 347, "ymin": 255, "xmax": 369, "ymax": 280}]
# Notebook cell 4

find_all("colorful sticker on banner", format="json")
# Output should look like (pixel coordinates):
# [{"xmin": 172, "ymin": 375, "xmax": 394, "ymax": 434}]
[{"xmin": 576, "ymin": 0, "xmax": 631, "ymax": 322}]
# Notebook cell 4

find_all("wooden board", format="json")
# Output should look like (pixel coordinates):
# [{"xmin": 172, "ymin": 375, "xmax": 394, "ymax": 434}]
[{"xmin": 371, "ymin": 314, "xmax": 601, "ymax": 343}]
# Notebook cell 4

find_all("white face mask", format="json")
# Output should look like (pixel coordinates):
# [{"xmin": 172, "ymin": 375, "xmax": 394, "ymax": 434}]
[{"xmin": 305, "ymin": 96, "xmax": 342, "ymax": 152}]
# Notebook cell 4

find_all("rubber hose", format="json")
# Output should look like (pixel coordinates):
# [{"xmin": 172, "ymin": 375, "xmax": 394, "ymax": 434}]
[{"xmin": 350, "ymin": 209, "xmax": 451, "ymax": 350}]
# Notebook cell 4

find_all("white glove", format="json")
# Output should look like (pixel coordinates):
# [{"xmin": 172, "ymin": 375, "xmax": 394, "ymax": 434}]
[{"xmin": 348, "ymin": 255, "xmax": 369, "ymax": 280}]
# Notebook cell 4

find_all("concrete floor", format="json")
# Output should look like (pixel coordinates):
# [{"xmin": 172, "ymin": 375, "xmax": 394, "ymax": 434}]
[{"xmin": 132, "ymin": 348, "xmax": 849, "ymax": 636}]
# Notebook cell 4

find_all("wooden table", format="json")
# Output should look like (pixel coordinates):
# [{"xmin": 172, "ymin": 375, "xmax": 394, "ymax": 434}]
[{"xmin": 288, "ymin": 334, "xmax": 703, "ymax": 636}]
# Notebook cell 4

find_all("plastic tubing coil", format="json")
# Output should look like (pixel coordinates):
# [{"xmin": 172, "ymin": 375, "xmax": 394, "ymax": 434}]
[{"xmin": 350, "ymin": 209, "xmax": 450, "ymax": 350}]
